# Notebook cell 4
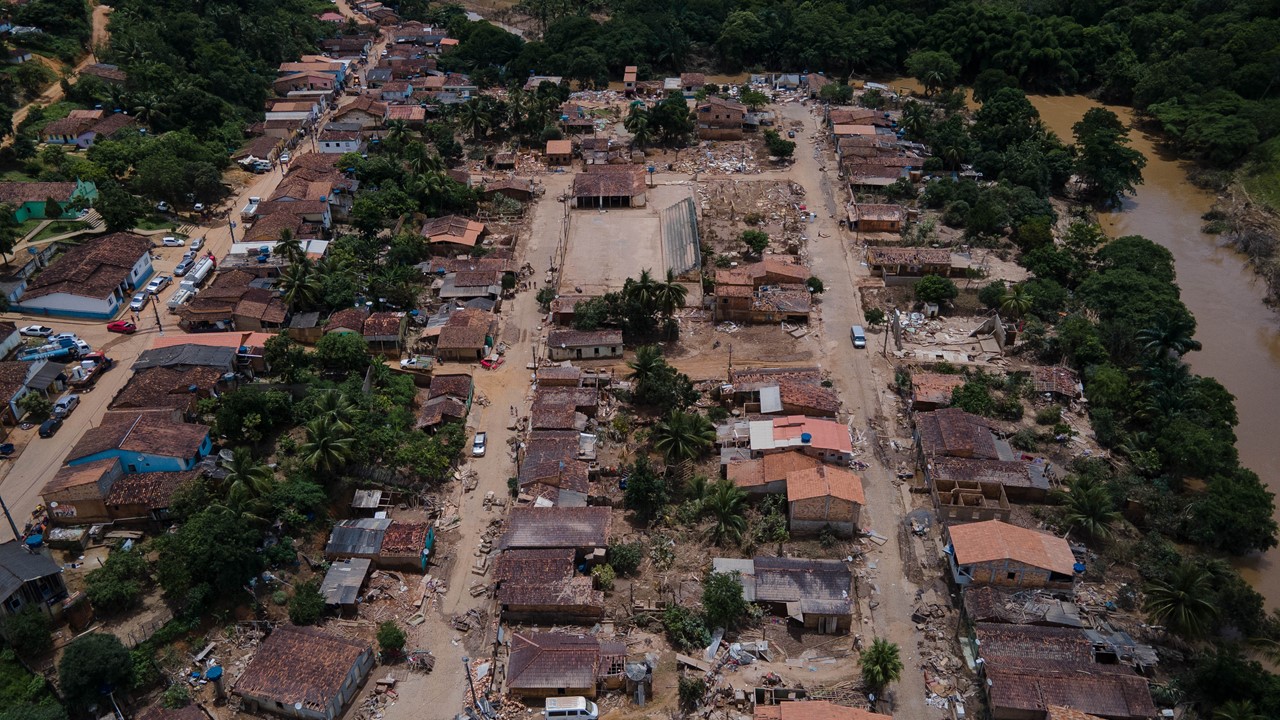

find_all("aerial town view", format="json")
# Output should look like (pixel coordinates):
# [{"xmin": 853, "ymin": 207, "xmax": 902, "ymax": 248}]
[{"xmin": 1, "ymin": 1, "xmax": 1279, "ymax": 720}]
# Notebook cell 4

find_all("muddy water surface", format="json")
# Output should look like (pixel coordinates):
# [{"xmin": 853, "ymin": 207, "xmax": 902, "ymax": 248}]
[{"xmin": 1028, "ymin": 95, "xmax": 1280, "ymax": 606}]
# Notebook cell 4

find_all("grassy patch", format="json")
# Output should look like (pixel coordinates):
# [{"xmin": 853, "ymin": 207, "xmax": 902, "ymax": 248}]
[
  {"xmin": 134, "ymin": 215, "xmax": 178, "ymax": 231},
  {"xmin": 0, "ymin": 168, "xmax": 37, "ymax": 182},
  {"xmin": 1241, "ymin": 136, "xmax": 1280, "ymax": 212},
  {"xmin": 16, "ymin": 218, "xmax": 43, "ymax": 236},
  {"xmin": 31, "ymin": 220, "xmax": 86, "ymax": 243}
]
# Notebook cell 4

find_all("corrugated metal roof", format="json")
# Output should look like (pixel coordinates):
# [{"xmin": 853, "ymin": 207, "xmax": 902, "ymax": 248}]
[
  {"xmin": 324, "ymin": 518, "xmax": 390, "ymax": 556},
  {"xmin": 759, "ymin": 385, "xmax": 782, "ymax": 414},
  {"xmin": 0, "ymin": 542, "xmax": 62, "ymax": 603},
  {"xmin": 320, "ymin": 558, "xmax": 370, "ymax": 605}
]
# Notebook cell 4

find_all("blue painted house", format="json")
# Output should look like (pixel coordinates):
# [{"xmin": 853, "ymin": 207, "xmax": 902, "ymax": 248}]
[
  {"xmin": 13, "ymin": 232, "xmax": 153, "ymax": 319},
  {"xmin": 65, "ymin": 411, "xmax": 212, "ymax": 473}
]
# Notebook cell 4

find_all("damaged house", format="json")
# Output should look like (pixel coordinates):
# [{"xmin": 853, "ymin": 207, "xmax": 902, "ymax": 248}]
[
  {"xmin": 713, "ymin": 557, "xmax": 854, "ymax": 634},
  {"xmin": 504, "ymin": 632, "xmax": 626, "ymax": 699},
  {"xmin": 713, "ymin": 260, "xmax": 812, "ymax": 324},
  {"xmin": 494, "ymin": 548, "xmax": 603, "ymax": 622},
  {"xmin": 725, "ymin": 367, "xmax": 840, "ymax": 417},
  {"xmin": 233, "ymin": 625, "xmax": 374, "ymax": 720}
]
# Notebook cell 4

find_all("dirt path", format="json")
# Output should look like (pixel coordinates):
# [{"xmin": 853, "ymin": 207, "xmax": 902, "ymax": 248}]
[
  {"xmin": 5, "ymin": 2, "xmax": 112, "ymax": 142},
  {"xmin": 779, "ymin": 101, "xmax": 931, "ymax": 718},
  {"xmin": 381, "ymin": 174, "xmax": 572, "ymax": 720}
]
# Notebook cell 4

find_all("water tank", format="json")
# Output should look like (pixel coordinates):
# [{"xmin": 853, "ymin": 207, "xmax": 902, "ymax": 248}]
[
  {"xmin": 800, "ymin": 432, "xmax": 812, "ymax": 444},
  {"xmin": 1073, "ymin": 562, "xmax": 1086, "ymax": 574}
]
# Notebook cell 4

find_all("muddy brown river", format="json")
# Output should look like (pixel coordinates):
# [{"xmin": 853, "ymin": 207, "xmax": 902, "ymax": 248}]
[{"xmin": 1028, "ymin": 95, "xmax": 1280, "ymax": 606}]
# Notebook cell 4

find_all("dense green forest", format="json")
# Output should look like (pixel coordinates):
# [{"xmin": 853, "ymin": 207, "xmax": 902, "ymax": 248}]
[{"xmin": 420, "ymin": 0, "xmax": 1280, "ymax": 167}]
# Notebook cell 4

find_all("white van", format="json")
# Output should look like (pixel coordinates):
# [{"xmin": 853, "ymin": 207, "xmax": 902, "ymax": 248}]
[
  {"xmin": 850, "ymin": 325, "xmax": 867, "ymax": 349},
  {"xmin": 544, "ymin": 697, "xmax": 599, "ymax": 720}
]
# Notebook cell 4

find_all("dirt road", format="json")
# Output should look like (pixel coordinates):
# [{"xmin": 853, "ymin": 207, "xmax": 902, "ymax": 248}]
[
  {"xmin": 383, "ymin": 174, "xmax": 572, "ymax": 719},
  {"xmin": 5, "ymin": 2, "xmax": 112, "ymax": 142},
  {"xmin": 779, "ymin": 101, "xmax": 930, "ymax": 717}
]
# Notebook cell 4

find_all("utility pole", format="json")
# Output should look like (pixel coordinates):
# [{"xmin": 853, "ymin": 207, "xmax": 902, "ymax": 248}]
[
  {"xmin": 151, "ymin": 296, "xmax": 163, "ymax": 335},
  {"xmin": 0, "ymin": 492, "xmax": 21, "ymax": 541}
]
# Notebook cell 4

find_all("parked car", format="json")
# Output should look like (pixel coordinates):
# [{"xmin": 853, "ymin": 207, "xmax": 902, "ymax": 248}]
[
  {"xmin": 129, "ymin": 292, "xmax": 149, "ymax": 312},
  {"xmin": 162, "ymin": 236, "xmax": 184, "ymax": 247},
  {"xmin": 52, "ymin": 394, "xmax": 80, "ymax": 418},
  {"xmin": 472, "ymin": 432, "xmax": 487, "ymax": 457},
  {"xmin": 156, "ymin": 201, "xmax": 171, "ymax": 212},
  {"xmin": 174, "ymin": 259, "xmax": 193, "ymax": 276},
  {"xmin": 146, "ymin": 275, "xmax": 172, "ymax": 294},
  {"xmin": 38, "ymin": 417, "xmax": 63, "ymax": 438},
  {"xmin": 19, "ymin": 325, "xmax": 54, "ymax": 337},
  {"xmin": 787, "ymin": 130, "xmax": 796, "ymax": 138},
  {"xmin": 193, "ymin": 203, "xmax": 205, "ymax": 213},
  {"xmin": 107, "ymin": 320, "xmax": 136, "ymax": 334},
  {"xmin": 190, "ymin": 237, "xmax": 204, "ymax": 251},
  {"xmin": 279, "ymin": 152, "xmax": 291, "ymax": 163},
  {"xmin": 0, "ymin": 443, "xmax": 14, "ymax": 457}
]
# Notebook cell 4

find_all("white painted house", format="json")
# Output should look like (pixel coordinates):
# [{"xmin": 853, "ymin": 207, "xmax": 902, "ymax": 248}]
[{"xmin": 15, "ymin": 233, "xmax": 154, "ymax": 318}]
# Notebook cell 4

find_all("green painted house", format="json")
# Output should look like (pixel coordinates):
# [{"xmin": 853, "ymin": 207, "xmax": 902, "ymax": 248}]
[{"xmin": 0, "ymin": 180, "xmax": 98, "ymax": 223}]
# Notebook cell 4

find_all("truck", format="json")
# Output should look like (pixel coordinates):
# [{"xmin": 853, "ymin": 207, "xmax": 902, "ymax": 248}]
[
  {"xmin": 19, "ymin": 338, "xmax": 81, "ymax": 362},
  {"xmin": 187, "ymin": 257, "xmax": 215, "ymax": 286},
  {"xmin": 168, "ymin": 287, "xmax": 196, "ymax": 312},
  {"xmin": 240, "ymin": 196, "xmax": 261, "ymax": 221},
  {"xmin": 67, "ymin": 353, "xmax": 114, "ymax": 389}
]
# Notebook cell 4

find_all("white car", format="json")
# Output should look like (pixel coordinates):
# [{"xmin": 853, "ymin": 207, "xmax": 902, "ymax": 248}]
[
  {"xmin": 156, "ymin": 201, "xmax": 171, "ymax": 212},
  {"xmin": 129, "ymin": 292, "xmax": 150, "ymax": 312},
  {"xmin": 193, "ymin": 203, "xmax": 205, "ymax": 213},
  {"xmin": 146, "ymin": 275, "xmax": 171, "ymax": 294},
  {"xmin": 190, "ymin": 237, "xmax": 204, "ymax": 251},
  {"xmin": 472, "ymin": 432, "xmax": 487, "ymax": 457},
  {"xmin": 279, "ymin": 152, "xmax": 291, "ymax": 163},
  {"xmin": 52, "ymin": 394, "xmax": 80, "ymax": 418},
  {"xmin": 19, "ymin": 325, "xmax": 53, "ymax": 337},
  {"xmin": 162, "ymin": 236, "xmax": 184, "ymax": 247}
]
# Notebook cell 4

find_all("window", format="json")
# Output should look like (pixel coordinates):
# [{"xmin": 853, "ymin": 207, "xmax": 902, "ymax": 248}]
[{"xmin": 1006, "ymin": 571, "xmax": 1017, "ymax": 581}]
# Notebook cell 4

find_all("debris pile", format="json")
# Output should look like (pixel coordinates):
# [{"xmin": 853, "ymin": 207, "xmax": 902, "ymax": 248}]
[{"xmin": 671, "ymin": 142, "xmax": 763, "ymax": 174}]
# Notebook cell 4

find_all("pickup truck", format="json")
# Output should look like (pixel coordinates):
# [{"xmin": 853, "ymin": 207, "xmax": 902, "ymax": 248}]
[
  {"xmin": 240, "ymin": 196, "xmax": 261, "ymax": 221},
  {"xmin": 67, "ymin": 353, "xmax": 114, "ymax": 388}
]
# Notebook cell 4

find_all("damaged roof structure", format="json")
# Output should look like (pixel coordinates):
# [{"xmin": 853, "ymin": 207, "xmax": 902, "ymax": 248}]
[
  {"xmin": 505, "ymin": 632, "xmax": 626, "ymax": 699},
  {"xmin": 494, "ymin": 548, "xmax": 603, "ymax": 621},
  {"xmin": 233, "ymin": 625, "xmax": 375, "ymax": 720},
  {"xmin": 713, "ymin": 557, "xmax": 854, "ymax": 633}
]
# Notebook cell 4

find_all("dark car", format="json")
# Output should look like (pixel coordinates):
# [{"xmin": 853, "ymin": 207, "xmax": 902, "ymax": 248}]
[
  {"xmin": 38, "ymin": 417, "xmax": 62, "ymax": 438},
  {"xmin": 0, "ymin": 443, "xmax": 14, "ymax": 456}
]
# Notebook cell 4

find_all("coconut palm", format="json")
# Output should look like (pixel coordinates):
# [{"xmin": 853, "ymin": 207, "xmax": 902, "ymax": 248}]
[
  {"xmin": 457, "ymin": 99, "xmax": 490, "ymax": 142},
  {"xmin": 626, "ymin": 345, "xmax": 666, "ymax": 386},
  {"xmin": 300, "ymin": 417, "xmax": 356, "ymax": 475},
  {"xmin": 624, "ymin": 104, "xmax": 652, "ymax": 148},
  {"xmin": 900, "ymin": 100, "xmax": 930, "ymax": 140},
  {"xmin": 279, "ymin": 262, "xmax": 319, "ymax": 311},
  {"xmin": 220, "ymin": 448, "xmax": 275, "ymax": 514},
  {"xmin": 652, "ymin": 410, "xmax": 715, "ymax": 464},
  {"xmin": 627, "ymin": 269, "xmax": 658, "ymax": 311},
  {"xmin": 1056, "ymin": 476, "xmax": 1120, "ymax": 540},
  {"xmin": 704, "ymin": 479, "xmax": 747, "ymax": 546},
  {"xmin": 1213, "ymin": 701, "xmax": 1265, "ymax": 720},
  {"xmin": 311, "ymin": 390, "xmax": 357, "ymax": 432},
  {"xmin": 384, "ymin": 119, "xmax": 411, "ymax": 144},
  {"xmin": 1138, "ymin": 312, "xmax": 1202, "ymax": 359},
  {"xmin": 1144, "ymin": 561, "xmax": 1219, "ymax": 638},
  {"xmin": 130, "ymin": 94, "xmax": 166, "ymax": 125},
  {"xmin": 999, "ymin": 283, "xmax": 1032, "ymax": 319},
  {"xmin": 653, "ymin": 269, "xmax": 688, "ymax": 316},
  {"xmin": 860, "ymin": 638, "xmax": 904, "ymax": 692},
  {"xmin": 276, "ymin": 228, "xmax": 306, "ymax": 264}
]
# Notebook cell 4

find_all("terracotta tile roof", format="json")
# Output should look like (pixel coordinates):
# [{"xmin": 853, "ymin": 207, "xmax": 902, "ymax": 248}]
[
  {"xmin": 698, "ymin": 95, "xmax": 745, "ymax": 113},
  {"xmin": 985, "ymin": 665, "xmax": 1156, "ymax": 720},
  {"xmin": 420, "ymin": 215, "xmax": 485, "ymax": 247},
  {"xmin": 547, "ymin": 329, "xmax": 622, "ymax": 348},
  {"xmin": 948, "ymin": 520, "xmax": 1075, "ymax": 576},
  {"xmin": 751, "ymin": 556, "xmax": 852, "ymax": 606},
  {"xmin": 1032, "ymin": 366, "xmax": 1081, "ymax": 398},
  {"xmin": 43, "ymin": 458, "xmax": 118, "ymax": 495},
  {"xmin": 545, "ymin": 139, "xmax": 572, "ymax": 155},
  {"xmin": 774, "ymin": 378, "xmax": 839, "ymax": 414},
  {"xmin": 536, "ymin": 366, "xmax": 581, "ymax": 384},
  {"xmin": 865, "ymin": 246, "xmax": 950, "ymax": 265},
  {"xmin": 380, "ymin": 521, "xmax": 429, "ymax": 555},
  {"xmin": 234, "ymin": 135, "xmax": 282, "ymax": 161},
  {"xmin": 771, "ymin": 416, "xmax": 853, "ymax": 455},
  {"xmin": 384, "ymin": 105, "xmax": 425, "ymax": 121},
  {"xmin": 288, "ymin": 153, "xmax": 343, "ymax": 174},
  {"xmin": 0, "ymin": 361, "xmax": 29, "ymax": 404},
  {"xmin": 233, "ymin": 625, "xmax": 370, "ymax": 711},
  {"xmin": 1046, "ymin": 707, "xmax": 1106, "ymax": 720},
  {"xmin": 67, "ymin": 411, "xmax": 209, "ymax": 463},
  {"xmin": 235, "ymin": 288, "xmax": 287, "ymax": 324},
  {"xmin": 110, "ymin": 366, "xmax": 223, "ymax": 411},
  {"xmin": 786, "ymin": 465, "xmax": 865, "ymax": 504},
  {"xmin": 912, "ymin": 373, "xmax": 966, "ymax": 406},
  {"xmin": 81, "ymin": 63, "xmax": 127, "ymax": 83},
  {"xmin": 915, "ymin": 408, "xmax": 1001, "ymax": 459},
  {"xmin": 105, "ymin": 470, "xmax": 196, "ymax": 509},
  {"xmin": 974, "ymin": 623, "xmax": 1096, "ymax": 666},
  {"xmin": 437, "ymin": 308, "xmax": 494, "ymax": 350},
  {"xmin": 271, "ymin": 178, "xmax": 333, "ymax": 202},
  {"xmin": 244, "ymin": 212, "xmax": 304, "ymax": 243},
  {"xmin": 679, "ymin": 73, "xmax": 706, "ymax": 87},
  {"xmin": 41, "ymin": 117, "xmax": 93, "ymax": 137},
  {"xmin": 90, "ymin": 113, "xmax": 136, "ymax": 137},
  {"xmin": 754, "ymin": 701, "xmax": 891, "ymax": 720},
  {"xmin": 22, "ymin": 232, "xmax": 151, "ymax": 301},
  {"xmin": 571, "ymin": 165, "xmax": 645, "ymax": 198},
  {"xmin": 727, "ymin": 451, "xmax": 822, "ymax": 489},
  {"xmin": 497, "ymin": 575, "xmax": 602, "ymax": 609},
  {"xmin": 318, "ymin": 130, "xmax": 360, "ymax": 142},
  {"xmin": 506, "ymin": 632, "xmax": 617, "ymax": 691},
  {"xmin": 325, "ymin": 307, "xmax": 368, "ymax": 333},
  {"xmin": 362, "ymin": 311, "xmax": 403, "ymax": 337},
  {"xmin": 493, "ymin": 548, "xmax": 574, "ymax": 584},
  {"xmin": 502, "ymin": 507, "xmax": 610, "ymax": 550},
  {"xmin": 930, "ymin": 457, "xmax": 1048, "ymax": 491},
  {"xmin": 419, "ymin": 257, "xmax": 515, "ymax": 275},
  {"xmin": 452, "ymin": 269, "xmax": 500, "ymax": 288},
  {"xmin": 428, "ymin": 373, "xmax": 472, "ymax": 400},
  {"xmin": 417, "ymin": 395, "xmax": 468, "ymax": 428},
  {"xmin": 828, "ymin": 108, "xmax": 888, "ymax": 126},
  {"xmin": 530, "ymin": 399, "xmax": 577, "ymax": 430}
]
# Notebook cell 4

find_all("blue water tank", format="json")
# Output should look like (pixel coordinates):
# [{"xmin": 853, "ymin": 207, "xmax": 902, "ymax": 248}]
[
  {"xmin": 205, "ymin": 666, "xmax": 223, "ymax": 681},
  {"xmin": 1073, "ymin": 562, "xmax": 1086, "ymax": 574},
  {"xmin": 801, "ymin": 432, "xmax": 812, "ymax": 444}
]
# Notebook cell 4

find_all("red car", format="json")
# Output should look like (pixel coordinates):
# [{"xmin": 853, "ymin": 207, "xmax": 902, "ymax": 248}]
[{"xmin": 106, "ymin": 320, "xmax": 136, "ymax": 334}]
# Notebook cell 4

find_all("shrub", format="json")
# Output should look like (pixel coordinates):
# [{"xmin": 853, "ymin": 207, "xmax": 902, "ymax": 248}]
[
  {"xmin": 1035, "ymin": 405, "xmax": 1063, "ymax": 425},
  {"xmin": 377, "ymin": 621, "xmax": 407, "ymax": 657},
  {"xmin": 864, "ymin": 307, "xmax": 886, "ymax": 326},
  {"xmin": 1, "ymin": 605, "xmax": 52, "ymax": 657},
  {"xmin": 591, "ymin": 564, "xmax": 615, "ymax": 591},
  {"xmin": 915, "ymin": 275, "xmax": 959, "ymax": 305},
  {"xmin": 978, "ymin": 281, "xmax": 1007, "ymax": 310},
  {"xmin": 741, "ymin": 229, "xmax": 770, "ymax": 255},
  {"xmin": 85, "ymin": 549, "xmax": 149, "ymax": 616},
  {"xmin": 287, "ymin": 580, "xmax": 325, "ymax": 626},
  {"xmin": 271, "ymin": 590, "xmax": 288, "ymax": 606},
  {"xmin": 702, "ymin": 572, "xmax": 748, "ymax": 629},
  {"xmin": 607, "ymin": 541, "xmax": 644, "ymax": 576},
  {"xmin": 1010, "ymin": 428, "xmax": 1040, "ymax": 451},
  {"xmin": 679, "ymin": 676, "xmax": 707, "ymax": 709},
  {"xmin": 662, "ymin": 605, "xmax": 710, "ymax": 651},
  {"xmin": 17, "ymin": 393, "xmax": 51, "ymax": 422},
  {"xmin": 161, "ymin": 685, "xmax": 190, "ymax": 709}
]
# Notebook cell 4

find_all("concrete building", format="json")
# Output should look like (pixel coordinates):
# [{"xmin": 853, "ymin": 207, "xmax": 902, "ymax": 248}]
[
  {"xmin": 786, "ymin": 465, "xmax": 865, "ymax": 537},
  {"xmin": 14, "ymin": 232, "xmax": 153, "ymax": 318},
  {"xmin": 65, "ymin": 411, "xmax": 212, "ymax": 473},
  {"xmin": 947, "ymin": 520, "xmax": 1076, "ymax": 591},
  {"xmin": 546, "ymin": 329, "xmax": 622, "ymax": 361}
]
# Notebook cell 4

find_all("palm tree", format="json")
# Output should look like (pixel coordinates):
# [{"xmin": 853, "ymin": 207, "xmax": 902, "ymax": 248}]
[
  {"xmin": 704, "ymin": 480, "xmax": 747, "ymax": 546},
  {"xmin": 220, "ymin": 448, "xmax": 275, "ymax": 514},
  {"xmin": 900, "ymin": 100, "xmax": 930, "ymax": 140},
  {"xmin": 999, "ymin": 284, "xmax": 1032, "ymax": 319},
  {"xmin": 1144, "ymin": 561, "xmax": 1219, "ymax": 638},
  {"xmin": 653, "ymin": 269, "xmax": 687, "ymax": 316},
  {"xmin": 859, "ymin": 638, "xmax": 904, "ymax": 692},
  {"xmin": 300, "ymin": 418, "xmax": 356, "ymax": 475},
  {"xmin": 276, "ymin": 228, "xmax": 306, "ymax": 264},
  {"xmin": 457, "ymin": 100, "xmax": 490, "ymax": 142},
  {"xmin": 1056, "ymin": 477, "xmax": 1120, "ymax": 540},
  {"xmin": 384, "ymin": 119, "xmax": 411, "ymax": 145},
  {"xmin": 1213, "ymin": 701, "xmax": 1265, "ymax": 720},
  {"xmin": 1138, "ymin": 312, "xmax": 1202, "ymax": 359},
  {"xmin": 626, "ymin": 345, "xmax": 666, "ymax": 387},
  {"xmin": 130, "ymin": 94, "xmax": 166, "ymax": 125},
  {"xmin": 279, "ymin": 262, "xmax": 319, "ymax": 311},
  {"xmin": 311, "ymin": 391, "xmax": 357, "ymax": 432},
  {"xmin": 624, "ymin": 104, "xmax": 652, "ymax": 149},
  {"xmin": 652, "ymin": 410, "xmax": 715, "ymax": 464},
  {"xmin": 627, "ymin": 269, "xmax": 658, "ymax": 311}
]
